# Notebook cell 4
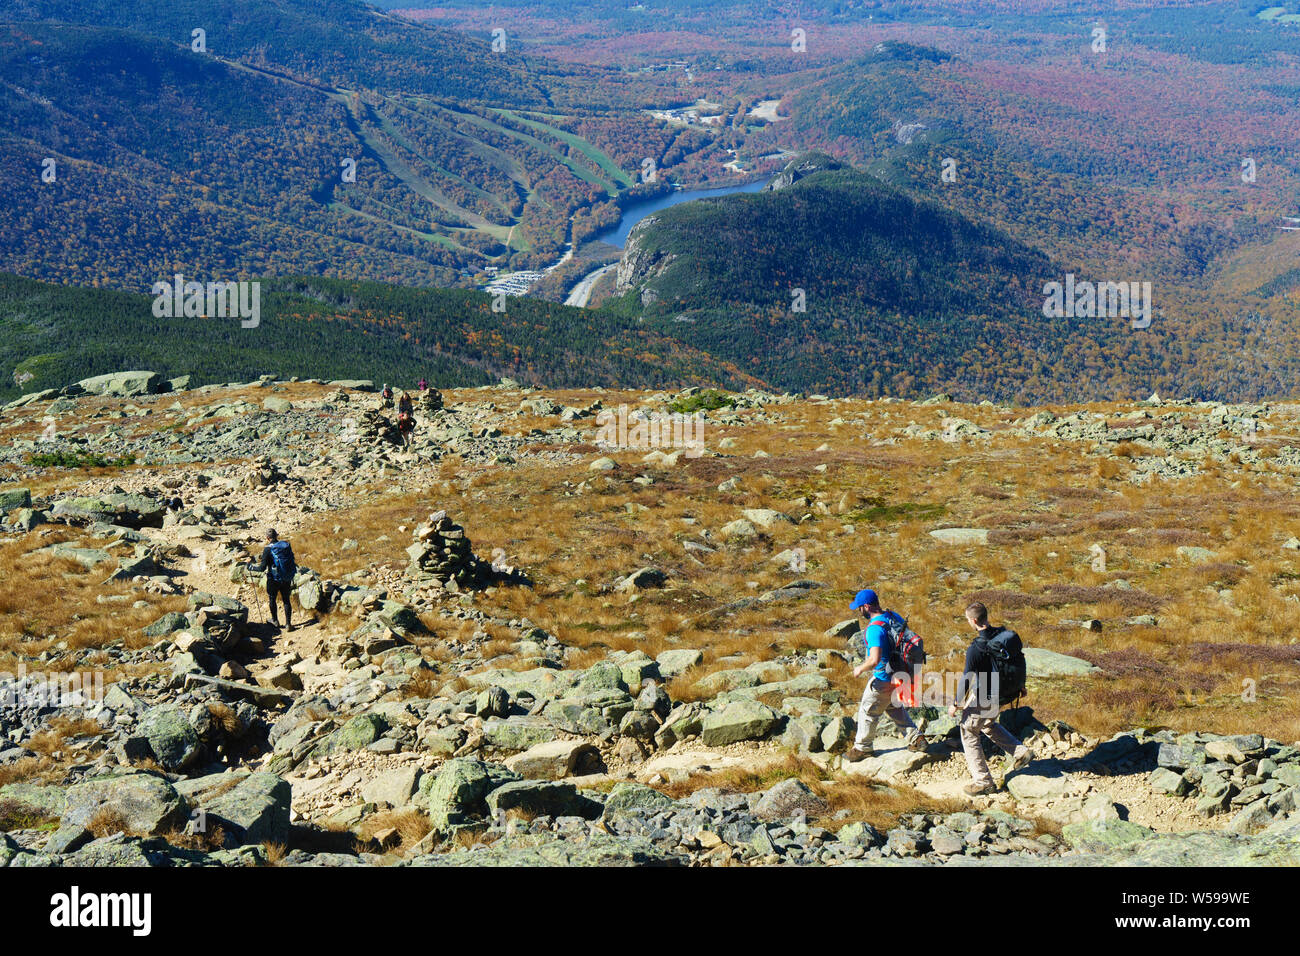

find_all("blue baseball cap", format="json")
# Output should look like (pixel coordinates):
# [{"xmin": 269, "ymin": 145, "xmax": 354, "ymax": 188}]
[{"xmin": 850, "ymin": 588, "xmax": 878, "ymax": 610}]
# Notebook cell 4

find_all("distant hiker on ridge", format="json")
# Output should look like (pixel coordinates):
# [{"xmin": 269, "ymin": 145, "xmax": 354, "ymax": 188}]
[
  {"xmin": 845, "ymin": 588, "xmax": 927, "ymax": 761},
  {"xmin": 950, "ymin": 601, "xmax": 1035, "ymax": 796},
  {"xmin": 248, "ymin": 528, "xmax": 297, "ymax": 632},
  {"xmin": 397, "ymin": 391, "xmax": 415, "ymax": 448}
]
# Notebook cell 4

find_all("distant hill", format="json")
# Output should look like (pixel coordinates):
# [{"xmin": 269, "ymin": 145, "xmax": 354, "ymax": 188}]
[
  {"xmin": 4, "ymin": 0, "xmax": 555, "ymax": 104},
  {"xmin": 610, "ymin": 156, "xmax": 1177, "ymax": 403},
  {"xmin": 780, "ymin": 40, "xmax": 1289, "ymax": 286},
  {"xmin": 0, "ymin": 1, "xmax": 684, "ymax": 288}
]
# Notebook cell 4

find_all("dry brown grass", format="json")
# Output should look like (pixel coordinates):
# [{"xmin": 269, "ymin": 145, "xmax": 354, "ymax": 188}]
[
  {"xmin": 1096, "ymin": 459, "xmax": 1125, "ymax": 480},
  {"xmin": 356, "ymin": 808, "xmax": 432, "ymax": 853},
  {"xmin": 439, "ymin": 675, "xmax": 470, "ymax": 695},
  {"xmin": 86, "ymin": 807, "xmax": 132, "ymax": 839},
  {"xmin": 0, "ymin": 755, "xmax": 59, "ymax": 788},
  {"xmin": 48, "ymin": 715, "xmax": 108, "ymax": 738},
  {"xmin": 157, "ymin": 824, "xmax": 228, "ymax": 852},
  {"xmin": 658, "ymin": 755, "xmax": 816, "ymax": 799},
  {"xmin": 400, "ymin": 669, "xmax": 441, "ymax": 700},
  {"xmin": 0, "ymin": 530, "xmax": 189, "ymax": 663},
  {"xmin": 657, "ymin": 753, "xmax": 965, "ymax": 832},
  {"xmin": 815, "ymin": 778, "xmax": 967, "ymax": 833},
  {"xmin": 206, "ymin": 702, "xmax": 243, "ymax": 735},
  {"xmin": 295, "ymin": 490, "xmax": 438, "ymax": 581},
  {"xmin": 450, "ymin": 826, "xmax": 498, "ymax": 850},
  {"xmin": 20, "ymin": 730, "xmax": 63, "ymax": 756}
]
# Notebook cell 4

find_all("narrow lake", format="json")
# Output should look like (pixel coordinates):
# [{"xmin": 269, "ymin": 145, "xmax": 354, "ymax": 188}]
[{"xmin": 593, "ymin": 179, "xmax": 768, "ymax": 249}]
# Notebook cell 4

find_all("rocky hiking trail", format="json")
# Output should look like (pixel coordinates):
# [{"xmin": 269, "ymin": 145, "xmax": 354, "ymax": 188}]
[{"xmin": 1, "ymin": 374, "xmax": 1299, "ymax": 866}]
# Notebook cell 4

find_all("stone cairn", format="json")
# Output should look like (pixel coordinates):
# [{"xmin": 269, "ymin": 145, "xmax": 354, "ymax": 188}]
[
  {"xmin": 405, "ymin": 510, "xmax": 528, "ymax": 591},
  {"xmin": 243, "ymin": 456, "xmax": 288, "ymax": 490},
  {"xmin": 405, "ymin": 510, "xmax": 486, "ymax": 591},
  {"xmin": 419, "ymin": 388, "xmax": 444, "ymax": 415},
  {"xmin": 354, "ymin": 408, "xmax": 400, "ymax": 445}
]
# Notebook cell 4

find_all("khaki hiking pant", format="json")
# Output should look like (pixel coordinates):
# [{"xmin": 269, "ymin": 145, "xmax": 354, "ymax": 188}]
[
  {"xmin": 854, "ymin": 677, "xmax": 919, "ymax": 749},
  {"xmin": 960, "ymin": 701, "xmax": 1023, "ymax": 789}
]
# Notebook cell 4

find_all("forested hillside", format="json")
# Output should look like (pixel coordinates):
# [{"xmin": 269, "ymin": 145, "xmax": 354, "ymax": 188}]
[
  {"xmin": 779, "ymin": 40, "xmax": 1295, "ymax": 285},
  {"xmin": 5, "ymin": 0, "xmax": 557, "ymax": 104},
  {"xmin": 0, "ymin": 1, "xmax": 731, "ymax": 289},
  {"xmin": 611, "ymin": 158, "xmax": 1300, "ymax": 403},
  {"xmin": 0, "ymin": 273, "xmax": 758, "ymax": 401}
]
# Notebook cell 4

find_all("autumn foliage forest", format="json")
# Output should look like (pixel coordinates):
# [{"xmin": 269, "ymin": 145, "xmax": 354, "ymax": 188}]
[{"xmin": 1, "ymin": 0, "xmax": 1298, "ymax": 402}]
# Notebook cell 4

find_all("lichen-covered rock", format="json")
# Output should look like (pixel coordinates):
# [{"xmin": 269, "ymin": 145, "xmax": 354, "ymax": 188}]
[
  {"xmin": 62, "ymin": 772, "xmax": 186, "ymax": 836},
  {"xmin": 138, "ymin": 705, "xmax": 202, "ymax": 771},
  {"xmin": 602, "ymin": 782, "xmax": 676, "ymax": 821},
  {"xmin": 203, "ymin": 772, "xmax": 292, "ymax": 846},
  {"xmin": 700, "ymin": 700, "xmax": 782, "ymax": 747}
]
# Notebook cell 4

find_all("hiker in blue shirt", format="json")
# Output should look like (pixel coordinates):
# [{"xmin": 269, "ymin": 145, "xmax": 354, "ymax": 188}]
[
  {"xmin": 846, "ymin": 588, "xmax": 925, "ymax": 761},
  {"xmin": 249, "ymin": 528, "xmax": 297, "ymax": 632}
]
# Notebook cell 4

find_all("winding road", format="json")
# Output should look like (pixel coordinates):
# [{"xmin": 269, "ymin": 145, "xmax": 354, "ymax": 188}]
[{"xmin": 564, "ymin": 263, "xmax": 618, "ymax": 307}]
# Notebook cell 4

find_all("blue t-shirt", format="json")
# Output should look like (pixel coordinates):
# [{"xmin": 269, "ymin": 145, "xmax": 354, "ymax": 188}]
[{"xmin": 865, "ymin": 611, "xmax": 903, "ymax": 682}]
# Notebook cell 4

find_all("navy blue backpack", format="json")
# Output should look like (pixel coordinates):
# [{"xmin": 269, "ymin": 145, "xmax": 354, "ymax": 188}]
[{"xmin": 267, "ymin": 540, "xmax": 296, "ymax": 583}]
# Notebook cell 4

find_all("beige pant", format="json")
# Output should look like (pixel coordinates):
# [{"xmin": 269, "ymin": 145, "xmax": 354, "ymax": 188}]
[
  {"xmin": 959, "ymin": 702, "xmax": 1022, "ymax": 789},
  {"xmin": 854, "ymin": 677, "xmax": 918, "ymax": 749}
]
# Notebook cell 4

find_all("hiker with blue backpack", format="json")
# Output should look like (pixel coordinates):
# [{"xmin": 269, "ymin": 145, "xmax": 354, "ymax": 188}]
[
  {"xmin": 248, "ymin": 528, "xmax": 298, "ymax": 632},
  {"xmin": 845, "ymin": 588, "xmax": 928, "ymax": 762},
  {"xmin": 950, "ymin": 601, "xmax": 1035, "ymax": 795}
]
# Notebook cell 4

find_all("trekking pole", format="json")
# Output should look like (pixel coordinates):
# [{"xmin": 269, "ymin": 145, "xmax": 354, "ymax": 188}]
[
  {"xmin": 236, "ymin": 575, "xmax": 255, "ymax": 626},
  {"xmin": 238, "ymin": 562, "xmax": 261, "ymax": 626}
]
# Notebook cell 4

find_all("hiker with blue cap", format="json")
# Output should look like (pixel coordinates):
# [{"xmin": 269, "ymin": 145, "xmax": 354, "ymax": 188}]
[{"xmin": 845, "ymin": 587, "xmax": 926, "ymax": 762}]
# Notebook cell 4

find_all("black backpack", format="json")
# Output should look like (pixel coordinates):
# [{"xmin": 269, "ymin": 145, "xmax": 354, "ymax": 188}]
[{"xmin": 983, "ymin": 628, "xmax": 1027, "ymax": 706}]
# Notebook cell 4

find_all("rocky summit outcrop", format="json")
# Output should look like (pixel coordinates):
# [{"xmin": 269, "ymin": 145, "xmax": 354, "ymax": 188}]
[
  {"xmin": 762, "ymin": 152, "xmax": 846, "ymax": 192},
  {"xmin": 76, "ymin": 371, "xmax": 166, "ymax": 398},
  {"xmin": 615, "ymin": 215, "xmax": 675, "ymax": 301}
]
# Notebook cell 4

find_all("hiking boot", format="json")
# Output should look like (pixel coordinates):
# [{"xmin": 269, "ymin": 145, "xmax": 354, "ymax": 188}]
[
  {"xmin": 963, "ymin": 782, "xmax": 998, "ymax": 797},
  {"xmin": 1008, "ymin": 746, "xmax": 1035, "ymax": 772},
  {"xmin": 269, "ymin": 619, "xmax": 281, "ymax": 631},
  {"xmin": 844, "ymin": 746, "xmax": 873, "ymax": 762},
  {"xmin": 907, "ymin": 734, "xmax": 929, "ymax": 753}
]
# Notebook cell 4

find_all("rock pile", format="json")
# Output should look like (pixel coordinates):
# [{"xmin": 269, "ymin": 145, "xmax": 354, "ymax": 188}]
[
  {"xmin": 419, "ymin": 388, "xmax": 444, "ymax": 414},
  {"xmin": 353, "ymin": 408, "xmax": 400, "ymax": 446},
  {"xmin": 1146, "ymin": 731, "xmax": 1300, "ymax": 833},
  {"xmin": 405, "ymin": 511, "xmax": 527, "ymax": 590},
  {"xmin": 405, "ymin": 511, "xmax": 484, "ymax": 590},
  {"xmin": 242, "ymin": 457, "xmax": 289, "ymax": 490}
]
